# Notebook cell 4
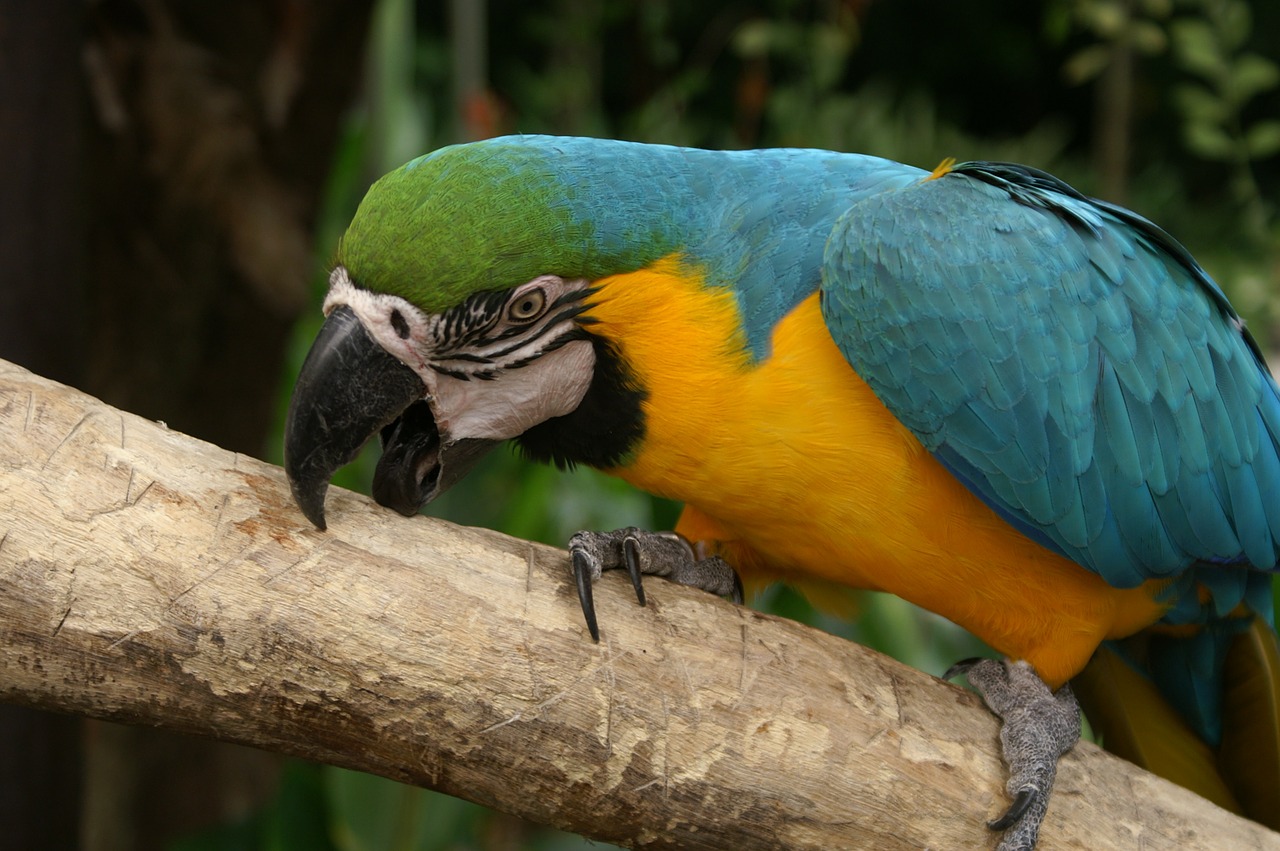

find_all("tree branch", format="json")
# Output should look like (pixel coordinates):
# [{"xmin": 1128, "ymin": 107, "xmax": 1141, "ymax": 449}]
[{"xmin": 0, "ymin": 358, "xmax": 1275, "ymax": 850}]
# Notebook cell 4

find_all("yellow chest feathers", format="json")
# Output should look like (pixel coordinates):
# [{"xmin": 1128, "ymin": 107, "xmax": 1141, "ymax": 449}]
[{"xmin": 583, "ymin": 257, "xmax": 1165, "ymax": 686}]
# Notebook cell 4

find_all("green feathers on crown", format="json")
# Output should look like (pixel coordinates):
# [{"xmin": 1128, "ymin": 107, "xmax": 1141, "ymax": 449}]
[
  {"xmin": 336, "ymin": 137, "xmax": 678, "ymax": 312},
  {"xmin": 336, "ymin": 135, "xmax": 927, "ymax": 358}
]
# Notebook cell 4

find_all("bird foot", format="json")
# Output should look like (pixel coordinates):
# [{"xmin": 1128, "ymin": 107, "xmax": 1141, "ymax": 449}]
[
  {"xmin": 946, "ymin": 658, "xmax": 1081, "ymax": 851},
  {"xmin": 569, "ymin": 528, "xmax": 744, "ymax": 641}
]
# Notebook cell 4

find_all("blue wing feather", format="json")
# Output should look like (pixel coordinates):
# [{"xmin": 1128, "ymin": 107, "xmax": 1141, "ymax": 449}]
[{"xmin": 821, "ymin": 161, "xmax": 1280, "ymax": 608}]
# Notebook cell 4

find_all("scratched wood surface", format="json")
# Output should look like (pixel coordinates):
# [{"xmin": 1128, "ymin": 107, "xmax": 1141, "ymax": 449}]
[{"xmin": 0, "ymin": 358, "xmax": 1276, "ymax": 850}]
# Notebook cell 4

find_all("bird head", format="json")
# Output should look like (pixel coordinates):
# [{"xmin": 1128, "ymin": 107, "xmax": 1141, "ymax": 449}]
[{"xmin": 284, "ymin": 136, "xmax": 665, "ymax": 529}]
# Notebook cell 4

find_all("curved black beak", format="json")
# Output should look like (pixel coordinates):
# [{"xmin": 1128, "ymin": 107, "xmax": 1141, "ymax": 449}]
[{"xmin": 284, "ymin": 305, "xmax": 425, "ymax": 529}]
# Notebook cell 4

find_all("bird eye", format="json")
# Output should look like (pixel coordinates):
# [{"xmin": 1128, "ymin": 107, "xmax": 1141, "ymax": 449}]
[{"xmin": 507, "ymin": 288, "xmax": 546, "ymax": 323}]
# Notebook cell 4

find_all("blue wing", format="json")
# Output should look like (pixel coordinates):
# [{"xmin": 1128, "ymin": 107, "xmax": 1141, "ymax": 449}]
[{"xmin": 821, "ymin": 162, "xmax": 1280, "ymax": 612}]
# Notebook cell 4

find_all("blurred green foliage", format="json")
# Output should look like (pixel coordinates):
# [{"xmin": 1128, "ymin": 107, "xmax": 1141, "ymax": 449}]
[
  {"xmin": 207, "ymin": 0, "xmax": 1279, "ymax": 848},
  {"xmin": 1170, "ymin": 0, "xmax": 1279, "ymax": 232}
]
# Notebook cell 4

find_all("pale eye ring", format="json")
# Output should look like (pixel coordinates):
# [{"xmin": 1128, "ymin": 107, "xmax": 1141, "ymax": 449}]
[{"xmin": 507, "ymin": 287, "xmax": 547, "ymax": 323}]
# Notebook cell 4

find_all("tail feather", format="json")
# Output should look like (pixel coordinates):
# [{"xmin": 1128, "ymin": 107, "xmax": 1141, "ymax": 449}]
[
  {"xmin": 1148, "ymin": 625, "xmax": 1231, "ymax": 745},
  {"xmin": 1076, "ymin": 613, "xmax": 1280, "ymax": 828},
  {"xmin": 1074, "ymin": 644, "xmax": 1241, "ymax": 813},
  {"xmin": 1218, "ymin": 617, "xmax": 1280, "ymax": 830}
]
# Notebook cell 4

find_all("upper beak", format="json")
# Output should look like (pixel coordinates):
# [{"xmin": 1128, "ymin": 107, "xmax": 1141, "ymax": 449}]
[
  {"xmin": 284, "ymin": 305, "xmax": 500, "ymax": 530},
  {"xmin": 284, "ymin": 306, "xmax": 426, "ymax": 529}
]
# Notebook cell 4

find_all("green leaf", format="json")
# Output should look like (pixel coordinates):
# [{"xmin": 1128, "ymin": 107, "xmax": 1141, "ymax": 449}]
[
  {"xmin": 1130, "ymin": 20, "xmax": 1168, "ymax": 55},
  {"xmin": 1174, "ymin": 82, "xmax": 1229, "ymax": 124},
  {"xmin": 1171, "ymin": 19, "xmax": 1226, "ymax": 81},
  {"xmin": 1244, "ymin": 121, "xmax": 1280, "ymax": 159},
  {"xmin": 1083, "ymin": 0, "xmax": 1128, "ymax": 39},
  {"xmin": 1064, "ymin": 45, "xmax": 1113, "ymax": 84},
  {"xmin": 1184, "ymin": 120, "xmax": 1236, "ymax": 160},
  {"xmin": 1217, "ymin": 0, "xmax": 1252, "ymax": 51},
  {"xmin": 1226, "ymin": 54, "xmax": 1280, "ymax": 106},
  {"xmin": 731, "ymin": 19, "xmax": 774, "ymax": 59}
]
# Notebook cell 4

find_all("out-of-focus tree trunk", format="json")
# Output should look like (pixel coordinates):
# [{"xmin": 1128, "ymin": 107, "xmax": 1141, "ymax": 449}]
[
  {"xmin": 82, "ymin": 0, "xmax": 371, "ymax": 453},
  {"xmin": 1090, "ymin": 0, "xmax": 1136, "ymax": 205},
  {"xmin": 0, "ymin": 5, "xmax": 86, "ymax": 386},
  {"xmin": 0, "ymin": 1, "xmax": 373, "ymax": 848},
  {"xmin": 0, "ymin": 3, "xmax": 89, "ymax": 849},
  {"xmin": 450, "ymin": 0, "xmax": 491, "ymax": 139}
]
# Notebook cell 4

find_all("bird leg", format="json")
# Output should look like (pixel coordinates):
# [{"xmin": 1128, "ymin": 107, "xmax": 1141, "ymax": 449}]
[
  {"xmin": 569, "ymin": 528, "xmax": 743, "ymax": 641},
  {"xmin": 945, "ymin": 658, "xmax": 1081, "ymax": 851}
]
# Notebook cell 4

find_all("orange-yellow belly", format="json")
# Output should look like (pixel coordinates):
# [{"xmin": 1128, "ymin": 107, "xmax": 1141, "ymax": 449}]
[{"xmin": 587, "ymin": 257, "xmax": 1166, "ymax": 686}]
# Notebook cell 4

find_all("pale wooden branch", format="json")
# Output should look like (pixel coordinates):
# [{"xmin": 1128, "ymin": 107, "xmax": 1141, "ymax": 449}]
[{"xmin": 0, "ymin": 357, "xmax": 1276, "ymax": 851}]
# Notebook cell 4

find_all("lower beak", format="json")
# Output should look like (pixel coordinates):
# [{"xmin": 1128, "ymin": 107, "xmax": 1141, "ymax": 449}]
[{"xmin": 371, "ymin": 400, "xmax": 497, "ymax": 517}]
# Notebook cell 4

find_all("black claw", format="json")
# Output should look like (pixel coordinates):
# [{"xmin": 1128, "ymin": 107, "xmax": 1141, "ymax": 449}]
[
  {"xmin": 730, "ymin": 572, "xmax": 744, "ymax": 605},
  {"xmin": 573, "ymin": 550, "xmax": 600, "ymax": 642},
  {"xmin": 622, "ymin": 536, "xmax": 647, "ymax": 607},
  {"xmin": 943, "ymin": 656, "xmax": 986, "ymax": 681},
  {"xmin": 988, "ymin": 788, "xmax": 1035, "ymax": 830}
]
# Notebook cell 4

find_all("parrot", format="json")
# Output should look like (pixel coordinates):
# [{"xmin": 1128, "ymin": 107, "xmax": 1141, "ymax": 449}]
[{"xmin": 283, "ymin": 135, "xmax": 1280, "ymax": 849}]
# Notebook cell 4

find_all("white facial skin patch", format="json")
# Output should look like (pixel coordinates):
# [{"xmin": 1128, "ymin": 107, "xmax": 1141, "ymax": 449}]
[{"xmin": 324, "ymin": 266, "xmax": 597, "ymax": 443}]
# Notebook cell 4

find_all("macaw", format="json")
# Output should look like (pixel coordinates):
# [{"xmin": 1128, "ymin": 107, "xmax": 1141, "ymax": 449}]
[{"xmin": 283, "ymin": 135, "xmax": 1280, "ymax": 849}]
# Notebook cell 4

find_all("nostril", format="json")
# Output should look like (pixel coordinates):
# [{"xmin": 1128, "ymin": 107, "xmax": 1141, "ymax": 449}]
[{"xmin": 390, "ymin": 309, "xmax": 410, "ymax": 339}]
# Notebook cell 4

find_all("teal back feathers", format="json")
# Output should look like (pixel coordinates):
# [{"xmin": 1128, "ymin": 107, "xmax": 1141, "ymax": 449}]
[{"xmin": 338, "ymin": 135, "xmax": 922, "ymax": 358}]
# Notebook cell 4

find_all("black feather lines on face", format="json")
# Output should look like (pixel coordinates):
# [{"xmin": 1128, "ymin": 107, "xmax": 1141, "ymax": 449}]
[
  {"xmin": 428, "ymin": 289, "xmax": 507, "ymax": 380},
  {"xmin": 428, "ymin": 287, "xmax": 587, "ymax": 381}
]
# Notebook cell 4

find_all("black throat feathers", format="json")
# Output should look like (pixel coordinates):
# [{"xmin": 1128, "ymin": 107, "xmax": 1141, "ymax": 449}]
[{"xmin": 516, "ymin": 331, "xmax": 646, "ymax": 470}]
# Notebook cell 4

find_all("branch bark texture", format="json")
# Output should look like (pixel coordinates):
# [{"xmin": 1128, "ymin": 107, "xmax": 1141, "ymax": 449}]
[{"xmin": 0, "ymin": 359, "xmax": 1276, "ymax": 850}]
